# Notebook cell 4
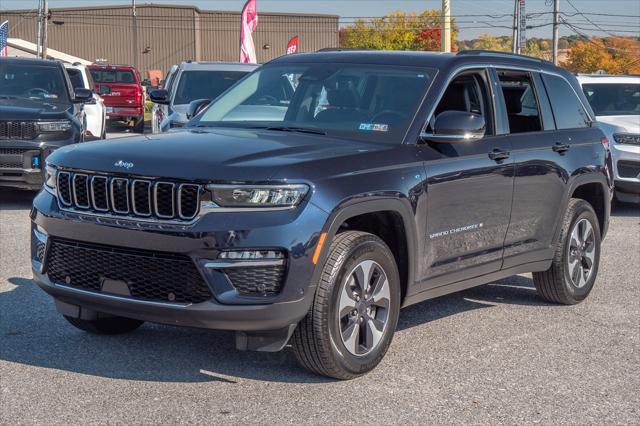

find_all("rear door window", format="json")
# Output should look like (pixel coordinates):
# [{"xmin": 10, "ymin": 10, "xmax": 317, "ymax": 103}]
[
  {"xmin": 496, "ymin": 70, "xmax": 543, "ymax": 134},
  {"xmin": 542, "ymin": 74, "xmax": 590, "ymax": 129}
]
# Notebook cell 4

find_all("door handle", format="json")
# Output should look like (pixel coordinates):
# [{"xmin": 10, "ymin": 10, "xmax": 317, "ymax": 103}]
[
  {"xmin": 552, "ymin": 142, "xmax": 571, "ymax": 153},
  {"xmin": 488, "ymin": 148, "xmax": 510, "ymax": 162}
]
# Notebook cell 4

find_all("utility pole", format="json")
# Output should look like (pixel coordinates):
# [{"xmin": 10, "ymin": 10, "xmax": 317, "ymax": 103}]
[
  {"xmin": 132, "ymin": 0, "xmax": 138, "ymax": 69},
  {"xmin": 512, "ymin": 0, "xmax": 518, "ymax": 53},
  {"xmin": 36, "ymin": 0, "xmax": 42, "ymax": 57},
  {"xmin": 41, "ymin": 0, "xmax": 48, "ymax": 59},
  {"xmin": 441, "ymin": 0, "xmax": 451, "ymax": 53},
  {"xmin": 552, "ymin": 0, "xmax": 560, "ymax": 65}
]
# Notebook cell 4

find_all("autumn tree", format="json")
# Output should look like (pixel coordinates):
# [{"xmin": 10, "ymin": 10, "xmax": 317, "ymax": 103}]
[
  {"xmin": 340, "ymin": 10, "xmax": 458, "ymax": 51},
  {"xmin": 563, "ymin": 37, "xmax": 640, "ymax": 74}
]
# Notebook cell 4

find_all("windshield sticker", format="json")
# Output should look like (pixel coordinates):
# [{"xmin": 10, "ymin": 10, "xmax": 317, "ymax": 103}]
[{"xmin": 359, "ymin": 123, "xmax": 389, "ymax": 132}]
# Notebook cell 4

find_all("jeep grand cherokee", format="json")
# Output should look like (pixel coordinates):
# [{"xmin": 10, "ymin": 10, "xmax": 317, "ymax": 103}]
[{"xmin": 30, "ymin": 51, "xmax": 613, "ymax": 379}]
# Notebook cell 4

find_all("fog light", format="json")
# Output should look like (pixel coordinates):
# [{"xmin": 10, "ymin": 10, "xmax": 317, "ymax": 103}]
[{"xmin": 218, "ymin": 250, "xmax": 284, "ymax": 260}]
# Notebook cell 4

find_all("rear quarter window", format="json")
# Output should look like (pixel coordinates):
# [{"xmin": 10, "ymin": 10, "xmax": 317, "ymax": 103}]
[{"xmin": 542, "ymin": 74, "xmax": 590, "ymax": 129}]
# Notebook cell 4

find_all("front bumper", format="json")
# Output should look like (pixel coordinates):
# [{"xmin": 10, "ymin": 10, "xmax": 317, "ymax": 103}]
[
  {"xmin": 30, "ymin": 190, "xmax": 328, "ymax": 334},
  {"xmin": 0, "ymin": 139, "xmax": 76, "ymax": 190}
]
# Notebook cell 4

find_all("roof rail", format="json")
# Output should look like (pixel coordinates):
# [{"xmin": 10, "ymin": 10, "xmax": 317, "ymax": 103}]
[{"xmin": 457, "ymin": 50, "xmax": 550, "ymax": 64}]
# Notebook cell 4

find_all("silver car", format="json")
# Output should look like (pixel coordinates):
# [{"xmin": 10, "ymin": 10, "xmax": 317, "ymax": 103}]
[
  {"xmin": 578, "ymin": 74, "xmax": 640, "ymax": 203},
  {"xmin": 149, "ymin": 61, "xmax": 259, "ymax": 133}
]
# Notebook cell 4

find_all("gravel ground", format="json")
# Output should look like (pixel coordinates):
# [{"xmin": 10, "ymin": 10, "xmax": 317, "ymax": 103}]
[{"xmin": 1, "ymin": 187, "xmax": 638, "ymax": 425}]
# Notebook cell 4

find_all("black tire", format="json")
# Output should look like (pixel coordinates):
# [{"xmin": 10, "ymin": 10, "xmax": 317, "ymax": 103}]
[
  {"xmin": 133, "ymin": 117, "xmax": 145, "ymax": 134},
  {"xmin": 533, "ymin": 198, "xmax": 601, "ymax": 305},
  {"xmin": 292, "ymin": 231, "xmax": 401, "ymax": 380},
  {"xmin": 64, "ymin": 315, "xmax": 144, "ymax": 335}
]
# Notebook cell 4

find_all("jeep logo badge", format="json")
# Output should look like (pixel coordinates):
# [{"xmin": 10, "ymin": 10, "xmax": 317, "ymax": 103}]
[{"xmin": 114, "ymin": 160, "xmax": 134, "ymax": 169}]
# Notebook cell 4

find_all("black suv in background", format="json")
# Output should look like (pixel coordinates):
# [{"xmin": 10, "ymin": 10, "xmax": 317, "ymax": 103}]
[
  {"xmin": 31, "ymin": 51, "xmax": 612, "ymax": 379},
  {"xmin": 0, "ymin": 57, "xmax": 92, "ymax": 190}
]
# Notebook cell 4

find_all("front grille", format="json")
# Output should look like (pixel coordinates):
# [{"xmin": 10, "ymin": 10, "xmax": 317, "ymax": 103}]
[
  {"xmin": 618, "ymin": 160, "xmax": 640, "ymax": 178},
  {"xmin": 56, "ymin": 170, "xmax": 202, "ymax": 221},
  {"xmin": 46, "ymin": 238, "xmax": 213, "ymax": 304},
  {"xmin": 225, "ymin": 265, "xmax": 286, "ymax": 297},
  {"xmin": 0, "ymin": 148, "xmax": 27, "ymax": 169},
  {"xmin": 0, "ymin": 121, "xmax": 38, "ymax": 140}
]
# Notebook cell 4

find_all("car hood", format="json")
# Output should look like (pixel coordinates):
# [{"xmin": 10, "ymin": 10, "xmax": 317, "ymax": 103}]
[
  {"xmin": 595, "ymin": 115, "xmax": 640, "ymax": 133},
  {"xmin": 0, "ymin": 97, "xmax": 72, "ymax": 120},
  {"xmin": 47, "ymin": 127, "xmax": 384, "ymax": 182}
]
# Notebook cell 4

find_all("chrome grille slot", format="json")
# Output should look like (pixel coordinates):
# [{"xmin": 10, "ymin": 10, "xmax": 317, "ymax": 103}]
[
  {"xmin": 54, "ymin": 170, "xmax": 201, "ymax": 223},
  {"xmin": 57, "ymin": 172, "xmax": 72, "ymax": 206},
  {"xmin": 178, "ymin": 184, "xmax": 200, "ymax": 219},
  {"xmin": 132, "ymin": 180, "xmax": 152, "ymax": 216},
  {"xmin": 154, "ymin": 182, "xmax": 175, "ymax": 218},
  {"xmin": 72, "ymin": 174, "xmax": 90, "ymax": 208},
  {"xmin": 110, "ymin": 178, "xmax": 130, "ymax": 214},
  {"xmin": 91, "ymin": 176, "xmax": 109, "ymax": 211}
]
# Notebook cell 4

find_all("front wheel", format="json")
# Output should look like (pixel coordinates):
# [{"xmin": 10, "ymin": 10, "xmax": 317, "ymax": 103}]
[
  {"xmin": 533, "ymin": 198, "xmax": 601, "ymax": 304},
  {"xmin": 292, "ymin": 231, "xmax": 401, "ymax": 379}
]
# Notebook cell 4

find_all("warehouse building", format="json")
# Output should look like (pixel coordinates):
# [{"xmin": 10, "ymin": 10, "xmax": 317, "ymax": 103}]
[{"xmin": 0, "ymin": 4, "xmax": 339, "ymax": 75}]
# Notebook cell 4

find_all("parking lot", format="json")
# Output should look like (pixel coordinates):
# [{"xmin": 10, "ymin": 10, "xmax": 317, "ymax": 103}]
[{"xmin": 1, "ymin": 130, "xmax": 638, "ymax": 423}]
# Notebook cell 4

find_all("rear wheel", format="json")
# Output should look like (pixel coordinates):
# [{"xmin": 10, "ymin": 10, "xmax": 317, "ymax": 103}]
[
  {"xmin": 64, "ymin": 315, "xmax": 144, "ymax": 335},
  {"xmin": 533, "ymin": 198, "xmax": 601, "ymax": 304},
  {"xmin": 292, "ymin": 231, "xmax": 401, "ymax": 379},
  {"xmin": 133, "ymin": 117, "xmax": 145, "ymax": 133}
]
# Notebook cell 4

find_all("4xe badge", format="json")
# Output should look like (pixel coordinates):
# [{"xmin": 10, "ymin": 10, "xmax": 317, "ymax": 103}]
[{"xmin": 113, "ymin": 160, "xmax": 134, "ymax": 169}]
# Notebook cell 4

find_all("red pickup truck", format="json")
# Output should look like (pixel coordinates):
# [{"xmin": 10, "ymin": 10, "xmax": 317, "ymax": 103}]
[{"xmin": 88, "ymin": 64, "xmax": 145, "ymax": 133}]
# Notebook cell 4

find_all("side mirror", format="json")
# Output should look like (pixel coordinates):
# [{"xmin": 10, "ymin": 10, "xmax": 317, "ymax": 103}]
[
  {"xmin": 148, "ymin": 89, "xmax": 170, "ymax": 105},
  {"xmin": 73, "ymin": 88, "xmax": 94, "ymax": 103},
  {"xmin": 141, "ymin": 78, "xmax": 151, "ymax": 87},
  {"xmin": 187, "ymin": 98, "xmax": 211, "ymax": 120},
  {"xmin": 421, "ymin": 110, "xmax": 486, "ymax": 143}
]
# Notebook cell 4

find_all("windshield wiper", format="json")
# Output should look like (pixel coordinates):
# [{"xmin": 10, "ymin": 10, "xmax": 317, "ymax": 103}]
[
  {"xmin": 251, "ymin": 125, "xmax": 327, "ymax": 135},
  {"xmin": 0, "ymin": 95, "xmax": 18, "ymax": 99}
]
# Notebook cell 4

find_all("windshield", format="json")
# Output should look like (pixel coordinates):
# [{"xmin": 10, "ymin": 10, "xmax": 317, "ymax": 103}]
[
  {"xmin": 66, "ymin": 68, "xmax": 85, "ymax": 90},
  {"xmin": 582, "ymin": 83, "xmax": 640, "ymax": 116},
  {"xmin": 173, "ymin": 70, "xmax": 248, "ymax": 105},
  {"xmin": 90, "ymin": 69, "xmax": 137, "ymax": 84},
  {"xmin": 0, "ymin": 63, "xmax": 70, "ymax": 102},
  {"xmin": 192, "ymin": 63, "xmax": 436, "ymax": 144}
]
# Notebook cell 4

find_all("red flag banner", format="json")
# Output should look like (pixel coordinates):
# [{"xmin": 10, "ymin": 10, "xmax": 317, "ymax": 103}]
[
  {"xmin": 286, "ymin": 36, "xmax": 299, "ymax": 55},
  {"xmin": 240, "ymin": 0, "xmax": 258, "ymax": 63}
]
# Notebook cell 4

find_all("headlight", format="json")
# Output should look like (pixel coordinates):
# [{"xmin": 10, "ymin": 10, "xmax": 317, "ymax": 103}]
[
  {"xmin": 44, "ymin": 164, "xmax": 57, "ymax": 195},
  {"xmin": 38, "ymin": 120, "xmax": 72, "ymax": 133},
  {"xmin": 613, "ymin": 133, "xmax": 640, "ymax": 145},
  {"xmin": 204, "ymin": 184, "xmax": 309, "ymax": 209}
]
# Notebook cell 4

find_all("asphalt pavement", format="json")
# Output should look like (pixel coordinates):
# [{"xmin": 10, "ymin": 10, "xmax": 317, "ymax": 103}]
[{"xmin": 1, "ymin": 137, "xmax": 639, "ymax": 423}]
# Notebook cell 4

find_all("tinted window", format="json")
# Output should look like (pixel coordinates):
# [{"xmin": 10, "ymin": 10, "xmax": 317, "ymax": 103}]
[
  {"xmin": 497, "ymin": 70, "xmax": 542, "ymax": 134},
  {"xmin": 66, "ymin": 68, "xmax": 84, "ymax": 90},
  {"xmin": 90, "ymin": 69, "xmax": 137, "ymax": 84},
  {"xmin": 430, "ymin": 71, "xmax": 493, "ymax": 135},
  {"xmin": 582, "ymin": 83, "xmax": 640, "ymax": 116},
  {"xmin": 174, "ymin": 71, "xmax": 247, "ymax": 105},
  {"xmin": 542, "ymin": 74, "xmax": 590, "ymax": 129},
  {"xmin": 0, "ymin": 63, "xmax": 69, "ymax": 103},
  {"xmin": 195, "ymin": 63, "xmax": 436, "ymax": 144}
]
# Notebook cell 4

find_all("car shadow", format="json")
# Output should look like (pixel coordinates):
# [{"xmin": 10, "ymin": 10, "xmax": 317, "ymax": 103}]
[
  {"xmin": 1, "ymin": 273, "xmax": 548, "ymax": 384},
  {"xmin": 611, "ymin": 202, "xmax": 640, "ymax": 218},
  {"xmin": 0, "ymin": 189, "xmax": 37, "ymax": 211}
]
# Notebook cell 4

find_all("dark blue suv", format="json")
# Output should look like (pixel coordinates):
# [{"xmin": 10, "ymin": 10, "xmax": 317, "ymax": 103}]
[{"xmin": 30, "ymin": 51, "xmax": 613, "ymax": 379}]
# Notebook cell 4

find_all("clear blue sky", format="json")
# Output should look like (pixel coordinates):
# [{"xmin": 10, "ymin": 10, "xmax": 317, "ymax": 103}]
[{"xmin": 1, "ymin": 0, "xmax": 639, "ymax": 39}]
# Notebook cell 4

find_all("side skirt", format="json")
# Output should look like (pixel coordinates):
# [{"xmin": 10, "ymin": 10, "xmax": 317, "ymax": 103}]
[{"xmin": 401, "ymin": 260, "xmax": 551, "ymax": 308}]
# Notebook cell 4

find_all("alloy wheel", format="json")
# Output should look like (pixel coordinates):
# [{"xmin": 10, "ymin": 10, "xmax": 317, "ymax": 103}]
[
  {"xmin": 567, "ymin": 218, "xmax": 596, "ymax": 288},
  {"xmin": 338, "ymin": 260, "xmax": 391, "ymax": 356}
]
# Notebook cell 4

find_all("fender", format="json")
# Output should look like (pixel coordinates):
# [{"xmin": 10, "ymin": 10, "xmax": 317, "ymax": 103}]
[
  {"xmin": 552, "ymin": 171, "xmax": 612, "ymax": 246},
  {"xmin": 309, "ymin": 195, "xmax": 418, "ymax": 302}
]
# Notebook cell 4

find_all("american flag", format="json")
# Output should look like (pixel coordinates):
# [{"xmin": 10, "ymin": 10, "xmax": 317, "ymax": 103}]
[{"xmin": 0, "ymin": 21, "xmax": 8, "ymax": 57}]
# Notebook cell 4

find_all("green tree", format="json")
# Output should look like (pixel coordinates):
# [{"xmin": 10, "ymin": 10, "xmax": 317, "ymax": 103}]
[{"xmin": 340, "ymin": 10, "xmax": 458, "ymax": 51}]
